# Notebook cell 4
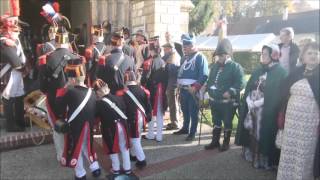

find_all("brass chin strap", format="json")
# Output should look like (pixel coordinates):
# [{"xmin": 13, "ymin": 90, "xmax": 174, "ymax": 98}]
[{"xmin": 55, "ymin": 33, "xmax": 69, "ymax": 44}]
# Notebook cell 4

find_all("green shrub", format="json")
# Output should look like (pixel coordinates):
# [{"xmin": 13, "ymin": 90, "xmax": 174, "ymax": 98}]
[{"xmin": 200, "ymin": 51, "xmax": 261, "ymax": 74}]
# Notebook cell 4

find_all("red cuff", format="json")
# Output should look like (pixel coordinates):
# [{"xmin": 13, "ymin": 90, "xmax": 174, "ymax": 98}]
[
  {"xmin": 191, "ymin": 83, "xmax": 202, "ymax": 91},
  {"xmin": 115, "ymin": 89, "xmax": 125, "ymax": 96},
  {"xmin": 98, "ymin": 56, "xmax": 106, "ymax": 66},
  {"xmin": 85, "ymin": 48, "xmax": 93, "ymax": 59},
  {"xmin": 56, "ymin": 87, "xmax": 67, "ymax": 97}
]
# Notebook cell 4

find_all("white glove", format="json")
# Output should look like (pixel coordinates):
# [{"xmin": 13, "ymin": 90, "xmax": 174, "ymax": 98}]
[{"xmin": 253, "ymin": 98, "xmax": 264, "ymax": 108}]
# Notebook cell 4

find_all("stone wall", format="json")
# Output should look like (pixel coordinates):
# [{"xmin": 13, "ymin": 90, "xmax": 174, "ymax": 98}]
[{"xmin": 131, "ymin": 0, "xmax": 193, "ymax": 44}]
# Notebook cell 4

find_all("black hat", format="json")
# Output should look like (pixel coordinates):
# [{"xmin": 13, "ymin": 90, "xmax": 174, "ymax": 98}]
[{"xmin": 213, "ymin": 38, "xmax": 232, "ymax": 56}]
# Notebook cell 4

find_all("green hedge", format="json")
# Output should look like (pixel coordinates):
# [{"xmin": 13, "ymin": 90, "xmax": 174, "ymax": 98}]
[{"xmin": 201, "ymin": 51, "xmax": 261, "ymax": 74}]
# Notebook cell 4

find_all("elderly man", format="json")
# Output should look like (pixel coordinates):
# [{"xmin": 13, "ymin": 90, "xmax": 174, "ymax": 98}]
[
  {"xmin": 173, "ymin": 34, "xmax": 209, "ymax": 141},
  {"xmin": 162, "ymin": 42, "xmax": 181, "ymax": 130},
  {"xmin": 278, "ymin": 27, "xmax": 300, "ymax": 74}
]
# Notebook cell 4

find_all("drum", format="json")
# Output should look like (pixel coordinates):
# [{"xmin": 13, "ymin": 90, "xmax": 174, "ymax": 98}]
[{"xmin": 24, "ymin": 90, "xmax": 51, "ymax": 130}]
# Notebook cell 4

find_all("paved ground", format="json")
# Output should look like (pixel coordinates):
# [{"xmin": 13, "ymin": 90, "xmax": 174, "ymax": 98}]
[{"xmin": 0, "ymin": 122, "xmax": 277, "ymax": 180}]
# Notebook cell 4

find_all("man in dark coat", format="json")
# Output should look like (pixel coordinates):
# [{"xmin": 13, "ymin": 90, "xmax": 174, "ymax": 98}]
[
  {"xmin": 55, "ymin": 61, "xmax": 101, "ymax": 180},
  {"xmin": 38, "ymin": 26, "xmax": 85, "ymax": 162},
  {"xmin": 94, "ymin": 80, "xmax": 138, "ymax": 180},
  {"xmin": 205, "ymin": 39, "xmax": 245, "ymax": 151},
  {"xmin": 96, "ymin": 30, "xmax": 135, "ymax": 94},
  {"xmin": 141, "ymin": 36, "xmax": 168, "ymax": 142},
  {"xmin": 84, "ymin": 24, "xmax": 107, "ymax": 86},
  {"xmin": 1, "ymin": 12, "xmax": 26, "ymax": 132},
  {"xmin": 121, "ymin": 71, "xmax": 152, "ymax": 169},
  {"xmin": 278, "ymin": 27, "xmax": 300, "ymax": 74}
]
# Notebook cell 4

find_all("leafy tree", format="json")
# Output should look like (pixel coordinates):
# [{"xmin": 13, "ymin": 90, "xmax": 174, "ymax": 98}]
[
  {"xmin": 255, "ymin": 0, "xmax": 291, "ymax": 16},
  {"xmin": 189, "ymin": 0, "xmax": 218, "ymax": 35}
]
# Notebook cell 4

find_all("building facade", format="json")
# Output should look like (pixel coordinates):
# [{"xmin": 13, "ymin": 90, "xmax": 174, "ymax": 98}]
[{"xmin": 0, "ymin": 0, "xmax": 194, "ymax": 43}]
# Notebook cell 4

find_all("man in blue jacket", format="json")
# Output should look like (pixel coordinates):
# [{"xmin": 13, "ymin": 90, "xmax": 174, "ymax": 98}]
[{"xmin": 173, "ymin": 34, "xmax": 209, "ymax": 141}]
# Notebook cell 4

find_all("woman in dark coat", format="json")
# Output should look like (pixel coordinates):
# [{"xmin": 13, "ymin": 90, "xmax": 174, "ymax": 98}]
[{"xmin": 235, "ymin": 44, "xmax": 287, "ymax": 169}]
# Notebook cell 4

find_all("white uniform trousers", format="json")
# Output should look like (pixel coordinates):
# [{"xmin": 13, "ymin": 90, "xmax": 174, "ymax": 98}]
[
  {"xmin": 109, "ymin": 123, "xmax": 131, "ymax": 173},
  {"xmin": 130, "ymin": 110, "xmax": 146, "ymax": 161},
  {"xmin": 74, "ymin": 126, "xmax": 100, "ymax": 178}
]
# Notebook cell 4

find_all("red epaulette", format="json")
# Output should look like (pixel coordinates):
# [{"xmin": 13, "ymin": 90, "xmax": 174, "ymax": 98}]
[
  {"xmin": 56, "ymin": 87, "xmax": 67, "ymax": 98},
  {"xmin": 38, "ymin": 51, "xmax": 54, "ymax": 66},
  {"xmin": 115, "ymin": 89, "xmax": 125, "ymax": 96},
  {"xmin": 85, "ymin": 47, "xmax": 93, "ymax": 59},
  {"xmin": 38, "ymin": 54, "xmax": 47, "ymax": 66},
  {"xmin": 36, "ymin": 43, "xmax": 44, "ymax": 57},
  {"xmin": 98, "ymin": 55, "xmax": 106, "ymax": 66},
  {"xmin": 141, "ymin": 86, "xmax": 150, "ymax": 98}
]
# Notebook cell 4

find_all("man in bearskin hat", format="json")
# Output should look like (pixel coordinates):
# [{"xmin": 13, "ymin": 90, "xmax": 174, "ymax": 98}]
[
  {"xmin": 141, "ymin": 36, "xmax": 168, "ymax": 142},
  {"xmin": 96, "ymin": 30, "xmax": 135, "ymax": 94},
  {"xmin": 38, "ymin": 26, "xmax": 84, "ymax": 161},
  {"xmin": 119, "ymin": 70, "xmax": 152, "ymax": 169},
  {"xmin": 94, "ymin": 80, "xmax": 138, "ymax": 180},
  {"xmin": 173, "ymin": 34, "xmax": 209, "ymax": 141},
  {"xmin": 55, "ymin": 59, "xmax": 101, "ymax": 180},
  {"xmin": 84, "ymin": 24, "xmax": 107, "ymax": 86},
  {"xmin": 0, "ymin": 0, "xmax": 27, "ymax": 132},
  {"xmin": 205, "ymin": 38, "xmax": 244, "ymax": 151}
]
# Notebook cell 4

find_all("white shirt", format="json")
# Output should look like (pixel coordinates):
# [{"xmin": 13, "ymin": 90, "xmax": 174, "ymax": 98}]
[
  {"xmin": 279, "ymin": 45, "xmax": 290, "ymax": 72},
  {"xmin": 2, "ymin": 38, "xmax": 25, "ymax": 99}
]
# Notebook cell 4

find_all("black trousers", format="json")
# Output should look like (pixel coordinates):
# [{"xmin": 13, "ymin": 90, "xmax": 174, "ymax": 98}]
[
  {"xmin": 2, "ymin": 96, "xmax": 25, "ymax": 130},
  {"xmin": 210, "ymin": 101, "xmax": 237, "ymax": 130}
]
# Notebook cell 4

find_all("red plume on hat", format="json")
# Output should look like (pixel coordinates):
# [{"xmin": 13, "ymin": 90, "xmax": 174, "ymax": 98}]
[
  {"xmin": 10, "ymin": 0, "xmax": 20, "ymax": 17},
  {"xmin": 52, "ymin": 2, "xmax": 60, "ymax": 13}
]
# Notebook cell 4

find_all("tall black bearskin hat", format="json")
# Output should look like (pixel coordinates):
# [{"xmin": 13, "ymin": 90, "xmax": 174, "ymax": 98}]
[
  {"xmin": 64, "ymin": 57, "xmax": 86, "ymax": 78},
  {"xmin": 91, "ymin": 24, "xmax": 104, "ymax": 37},
  {"xmin": 213, "ymin": 38, "xmax": 233, "ymax": 57},
  {"xmin": 55, "ymin": 26, "xmax": 69, "ymax": 44}
]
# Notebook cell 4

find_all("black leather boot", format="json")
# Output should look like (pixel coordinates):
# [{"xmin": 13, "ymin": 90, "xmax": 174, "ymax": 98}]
[
  {"xmin": 204, "ymin": 126, "xmax": 221, "ymax": 150},
  {"xmin": 220, "ymin": 130, "xmax": 232, "ymax": 152}
]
